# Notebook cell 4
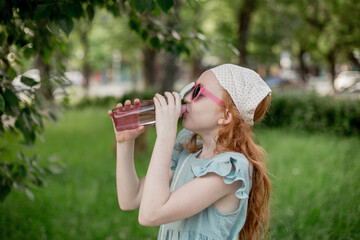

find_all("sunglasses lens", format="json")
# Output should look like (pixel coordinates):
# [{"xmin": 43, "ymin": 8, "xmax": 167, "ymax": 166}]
[{"xmin": 192, "ymin": 84, "xmax": 201, "ymax": 100}]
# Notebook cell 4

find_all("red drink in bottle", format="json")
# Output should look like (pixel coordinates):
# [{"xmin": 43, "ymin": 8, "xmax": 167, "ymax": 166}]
[{"xmin": 111, "ymin": 100, "xmax": 187, "ymax": 132}]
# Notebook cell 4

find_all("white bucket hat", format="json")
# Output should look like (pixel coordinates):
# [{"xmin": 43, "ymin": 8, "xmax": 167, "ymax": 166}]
[{"xmin": 210, "ymin": 64, "xmax": 271, "ymax": 125}]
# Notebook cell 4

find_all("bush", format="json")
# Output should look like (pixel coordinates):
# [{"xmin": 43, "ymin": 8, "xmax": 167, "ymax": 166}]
[
  {"xmin": 0, "ymin": 77, "xmax": 64, "ymax": 202},
  {"xmin": 262, "ymin": 91, "xmax": 360, "ymax": 136}
]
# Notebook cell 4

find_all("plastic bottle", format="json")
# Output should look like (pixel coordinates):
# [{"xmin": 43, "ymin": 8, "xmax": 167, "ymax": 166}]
[
  {"xmin": 111, "ymin": 82, "xmax": 194, "ymax": 132},
  {"xmin": 111, "ymin": 100, "xmax": 187, "ymax": 132}
]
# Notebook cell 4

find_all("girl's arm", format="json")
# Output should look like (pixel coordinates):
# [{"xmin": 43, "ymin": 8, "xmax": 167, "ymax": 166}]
[
  {"xmin": 140, "ymin": 172, "xmax": 239, "ymax": 226},
  {"xmin": 110, "ymin": 99, "xmax": 174, "ymax": 211},
  {"xmin": 116, "ymin": 140, "xmax": 174, "ymax": 211},
  {"xmin": 139, "ymin": 92, "xmax": 240, "ymax": 226},
  {"xmin": 115, "ymin": 140, "xmax": 144, "ymax": 210},
  {"xmin": 109, "ymin": 99, "xmax": 146, "ymax": 210}
]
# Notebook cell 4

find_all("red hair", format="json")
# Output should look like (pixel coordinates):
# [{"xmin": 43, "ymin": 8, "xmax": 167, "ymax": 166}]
[{"xmin": 184, "ymin": 90, "xmax": 271, "ymax": 239}]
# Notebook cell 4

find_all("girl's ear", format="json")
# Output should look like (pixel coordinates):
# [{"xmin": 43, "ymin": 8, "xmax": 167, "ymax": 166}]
[{"xmin": 218, "ymin": 109, "xmax": 232, "ymax": 125}]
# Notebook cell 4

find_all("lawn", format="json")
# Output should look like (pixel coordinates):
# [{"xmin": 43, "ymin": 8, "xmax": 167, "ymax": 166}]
[{"xmin": 1, "ymin": 107, "xmax": 359, "ymax": 239}]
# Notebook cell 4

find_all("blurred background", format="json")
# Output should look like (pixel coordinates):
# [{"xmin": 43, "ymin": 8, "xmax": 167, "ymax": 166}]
[{"xmin": 1, "ymin": 0, "xmax": 359, "ymax": 239}]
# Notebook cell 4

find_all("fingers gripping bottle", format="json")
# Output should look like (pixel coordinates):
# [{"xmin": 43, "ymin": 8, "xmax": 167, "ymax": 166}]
[{"xmin": 111, "ymin": 83, "xmax": 195, "ymax": 132}]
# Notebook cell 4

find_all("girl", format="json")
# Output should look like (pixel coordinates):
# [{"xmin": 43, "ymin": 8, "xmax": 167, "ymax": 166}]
[{"xmin": 108, "ymin": 64, "xmax": 272, "ymax": 240}]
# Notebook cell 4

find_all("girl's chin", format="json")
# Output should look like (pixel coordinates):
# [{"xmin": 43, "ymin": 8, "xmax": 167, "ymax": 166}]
[
  {"xmin": 181, "ymin": 118, "xmax": 189, "ymax": 128},
  {"xmin": 181, "ymin": 119, "xmax": 195, "ymax": 132}
]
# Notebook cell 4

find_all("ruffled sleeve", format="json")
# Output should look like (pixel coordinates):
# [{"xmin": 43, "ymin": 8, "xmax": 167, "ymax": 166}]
[
  {"xmin": 190, "ymin": 153, "xmax": 252, "ymax": 199},
  {"xmin": 170, "ymin": 128, "xmax": 193, "ymax": 173}
]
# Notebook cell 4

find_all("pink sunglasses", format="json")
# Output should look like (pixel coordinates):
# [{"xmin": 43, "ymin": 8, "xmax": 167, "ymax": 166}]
[{"xmin": 190, "ymin": 82, "xmax": 225, "ymax": 107}]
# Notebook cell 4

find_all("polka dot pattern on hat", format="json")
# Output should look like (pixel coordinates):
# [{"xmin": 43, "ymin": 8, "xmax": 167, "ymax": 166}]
[{"xmin": 210, "ymin": 64, "xmax": 271, "ymax": 125}]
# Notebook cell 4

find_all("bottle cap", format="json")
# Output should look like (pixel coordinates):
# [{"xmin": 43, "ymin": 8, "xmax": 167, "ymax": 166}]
[{"xmin": 180, "ymin": 82, "xmax": 195, "ymax": 99}]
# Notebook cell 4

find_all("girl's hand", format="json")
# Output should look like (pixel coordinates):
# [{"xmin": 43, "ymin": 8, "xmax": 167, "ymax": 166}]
[
  {"xmin": 153, "ymin": 92, "xmax": 181, "ymax": 138},
  {"xmin": 108, "ymin": 99, "xmax": 145, "ymax": 143}
]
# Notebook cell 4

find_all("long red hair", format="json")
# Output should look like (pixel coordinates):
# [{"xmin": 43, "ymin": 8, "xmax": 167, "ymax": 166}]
[{"xmin": 184, "ymin": 90, "xmax": 271, "ymax": 239}]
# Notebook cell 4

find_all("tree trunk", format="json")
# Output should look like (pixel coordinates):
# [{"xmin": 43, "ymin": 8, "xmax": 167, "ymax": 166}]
[
  {"xmin": 34, "ymin": 21, "xmax": 53, "ymax": 101},
  {"xmin": 36, "ymin": 54, "xmax": 53, "ymax": 100},
  {"xmin": 82, "ymin": 60, "xmax": 91, "ymax": 95},
  {"xmin": 79, "ymin": 22, "xmax": 92, "ymax": 97},
  {"xmin": 159, "ymin": 52, "xmax": 178, "ymax": 92},
  {"xmin": 326, "ymin": 50, "xmax": 336, "ymax": 93},
  {"xmin": 237, "ymin": 0, "xmax": 258, "ymax": 67},
  {"xmin": 192, "ymin": 56, "xmax": 203, "ymax": 80},
  {"xmin": 298, "ymin": 47, "xmax": 308, "ymax": 83},
  {"xmin": 157, "ymin": 0, "xmax": 181, "ymax": 92},
  {"xmin": 143, "ymin": 46, "xmax": 157, "ymax": 88},
  {"xmin": 81, "ymin": 33, "xmax": 91, "ymax": 92}
]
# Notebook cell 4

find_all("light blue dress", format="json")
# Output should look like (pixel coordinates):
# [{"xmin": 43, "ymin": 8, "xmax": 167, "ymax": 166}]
[{"xmin": 158, "ymin": 129, "xmax": 253, "ymax": 240}]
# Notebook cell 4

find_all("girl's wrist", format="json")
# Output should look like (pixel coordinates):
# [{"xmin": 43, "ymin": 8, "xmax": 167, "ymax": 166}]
[{"xmin": 117, "ymin": 140, "xmax": 135, "ymax": 147}]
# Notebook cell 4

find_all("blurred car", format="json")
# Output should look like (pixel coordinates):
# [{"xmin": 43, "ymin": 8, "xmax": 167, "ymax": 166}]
[
  {"xmin": 334, "ymin": 71, "xmax": 360, "ymax": 92},
  {"xmin": 264, "ymin": 77, "xmax": 288, "ymax": 88},
  {"xmin": 345, "ymin": 82, "xmax": 360, "ymax": 93},
  {"xmin": 264, "ymin": 76, "xmax": 302, "ymax": 89},
  {"xmin": 12, "ymin": 69, "xmax": 84, "ymax": 101},
  {"xmin": 64, "ymin": 71, "xmax": 84, "ymax": 86}
]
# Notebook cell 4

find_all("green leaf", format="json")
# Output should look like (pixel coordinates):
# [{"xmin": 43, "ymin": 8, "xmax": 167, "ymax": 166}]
[
  {"xmin": 3, "ymin": 89, "xmax": 19, "ymax": 108},
  {"xmin": 18, "ymin": 165, "xmax": 27, "ymax": 177},
  {"xmin": 133, "ymin": 0, "xmax": 156, "ymax": 13},
  {"xmin": 24, "ymin": 188, "xmax": 34, "ymax": 200},
  {"xmin": 151, "ymin": 4, "xmax": 162, "ymax": 17},
  {"xmin": 34, "ymin": 4, "xmax": 50, "ymax": 21},
  {"xmin": 42, "ymin": 47, "xmax": 52, "ymax": 64},
  {"xmin": 86, "ymin": 5, "xmax": 95, "ymax": 21},
  {"xmin": 59, "ymin": 18, "xmax": 74, "ymax": 36},
  {"xmin": 157, "ymin": 0, "xmax": 173, "ymax": 12},
  {"xmin": 7, "ymin": 67, "xmax": 17, "ymax": 79},
  {"xmin": 23, "ymin": 47, "xmax": 34, "ymax": 59},
  {"xmin": 48, "ymin": 111, "xmax": 57, "ymax": 122},
  {"xmin": 20, "ymin": 76, "xmax": 38, "ymax": 87},
  {"xmin": 63, "ymin": 2, "xmax": 83, "ymax": 19},
  {"xmin": 0, "ymin": 94, "xmax": 5, "ymax": 112},
  {"xmin": 0, "ymin": 0, "xmax": 5, "ymax": 12},
  {"xmin": 30, "ymin": 111, "xmax": 44, "ymax": 129},
  {"xmin": 149, "ymin": 36, "xmax": 160, "ymax": 48},
  {"xmin": 0, "ymin": 32, "xmax": 5, "ymax": 45},
  {"xmin": 7, "ymin": 34, "xmax": 14, "ymax": 45},
  {"xmin": 141, "ymin": 29, "xmax": 149, "ymax": 40},
  {"xmin": 15, "ymin": 117, "xmax": 29, "ymax": 143},
  {"xmin": 0, "ymin": 184, "xmax": 11, "ymax": 202},
  {"xmin": 128, "ymin": 17, "xmax": 141, "ymax": 32}
]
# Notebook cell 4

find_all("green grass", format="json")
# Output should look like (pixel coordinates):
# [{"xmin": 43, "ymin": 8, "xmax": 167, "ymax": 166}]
[
  {"xmin": 256, "ymin": 127, "xmax": 360, "ymax": 239},
  {"xmin": 1, "ymin": 107, "xmax": 359, "ymax": 239}
]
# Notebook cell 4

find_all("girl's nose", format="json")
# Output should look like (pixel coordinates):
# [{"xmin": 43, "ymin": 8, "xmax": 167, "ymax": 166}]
[{"xmin": 183, "ymin": 90, "xmax": 192, "ymax": 103}]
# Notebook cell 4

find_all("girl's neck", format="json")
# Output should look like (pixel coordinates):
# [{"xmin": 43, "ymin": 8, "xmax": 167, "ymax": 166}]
[{"xmin": 198, "ymin": 130, "xmax": 218, "ymax": 159}]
